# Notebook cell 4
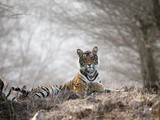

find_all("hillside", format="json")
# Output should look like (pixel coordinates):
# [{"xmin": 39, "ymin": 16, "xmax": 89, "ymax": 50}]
[{"xmin": 0, "ymin": 87, "xmax": 159, "ymax": 120}]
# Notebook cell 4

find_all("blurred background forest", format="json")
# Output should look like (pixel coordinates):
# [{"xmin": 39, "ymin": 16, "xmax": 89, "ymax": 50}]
[{"xmin": 0, "ymin": 0, "xmax": 160, "ymax": 90}]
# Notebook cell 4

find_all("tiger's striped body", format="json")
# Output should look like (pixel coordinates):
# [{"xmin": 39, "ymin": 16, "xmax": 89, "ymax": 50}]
[
  {"xmin": 29, "ymin": 84, "xmax": 60, "ymax": 99},
  {"xmin": 0, "ymin": 77, "xmax": 25, "ymax": 101},
  {"xmin": 21, "ymin": 46, "xmax": 105, "ymax": 99}
]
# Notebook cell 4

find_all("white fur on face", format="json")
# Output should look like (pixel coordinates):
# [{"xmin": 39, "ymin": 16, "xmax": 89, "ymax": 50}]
[{"xmin": 77, "ymin": 59, "xmax": 86, "ymax": 70}]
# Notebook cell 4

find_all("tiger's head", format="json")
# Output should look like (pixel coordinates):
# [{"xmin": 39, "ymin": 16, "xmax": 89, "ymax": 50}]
[{"xmin": 77, "ymin": 46, "xmax": 99, "ymax": 74}]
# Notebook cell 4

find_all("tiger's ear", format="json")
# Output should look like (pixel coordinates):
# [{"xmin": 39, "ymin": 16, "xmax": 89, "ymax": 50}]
[
  {"xmin": 92, "ymin": 46, "xmax": 98, "ymax": 53},
  {"xmin": 77, "ymin": 49, "xmax": 83, "ymax": 57}
]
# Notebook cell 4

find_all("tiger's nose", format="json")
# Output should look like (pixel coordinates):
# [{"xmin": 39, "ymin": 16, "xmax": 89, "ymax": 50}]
[
  {"xmin": 87, "ymin": 63, "xmax": 93, "ymax": 67},
  {"xmin": 88, "ymin": 63, "xmax": 91, "ymax": 66}
]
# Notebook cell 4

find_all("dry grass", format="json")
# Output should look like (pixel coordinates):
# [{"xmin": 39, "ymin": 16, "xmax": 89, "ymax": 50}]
[{"xmin": 0, "ymin": 87, "xmax": 160, "ymax": 120}]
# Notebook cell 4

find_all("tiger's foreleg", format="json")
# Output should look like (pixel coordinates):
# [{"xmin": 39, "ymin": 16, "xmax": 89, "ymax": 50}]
[{"xmin": 85, "ymin": 82, "xmax": 105, "ymax": 96}]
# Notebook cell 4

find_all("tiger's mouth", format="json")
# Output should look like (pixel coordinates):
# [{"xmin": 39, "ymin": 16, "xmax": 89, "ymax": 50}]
[
  {"xmin": 80, "ymin": 66, "xmax": 95, "ymax": 75},
  {"xmin": 87, "ymin": 66, "xmax": 94, "ymax": 71},
  {"xmin": 85, "ymin": 66, "xmax": 96, "ymax": 74}
]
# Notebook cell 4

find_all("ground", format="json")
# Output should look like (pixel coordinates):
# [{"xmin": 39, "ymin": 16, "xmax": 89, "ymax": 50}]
[{"xmin": 0, "ymin": 87, "xmax": 160, "ymax": 120}]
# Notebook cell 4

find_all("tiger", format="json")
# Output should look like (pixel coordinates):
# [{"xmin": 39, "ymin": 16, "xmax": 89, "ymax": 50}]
[
  {"xmin": 2, "ymin": 46, "xmax": 105, "ymax": 100},
  {"xmin": 0, "ymin": 77, "xmax": 27, "ymax": 101},
  {"xmin": 27, "ymin": 46, "xmax": 105, "ymax": 98},
  {"xmin": 60, "ymin": 46, "xmax": 105, "ymax": 96}
]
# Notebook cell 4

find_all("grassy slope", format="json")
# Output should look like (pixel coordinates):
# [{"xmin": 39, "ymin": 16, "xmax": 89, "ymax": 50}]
[{"xmin": 0, "ymin": 87, "xmax": 160, "ymax": 120}]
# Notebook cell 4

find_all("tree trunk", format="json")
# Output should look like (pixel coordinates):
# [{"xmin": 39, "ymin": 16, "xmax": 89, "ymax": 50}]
[
  {"xmin": 153, "ymin": 0, "xmax": 160, "ymax": 30},
  {"xmin": 139, "ymin": 41, "xmax": 159, "ymax": 92},
  {"xmin": 138, "ymin": 22, "xmax": 160, "ymax": 92}
]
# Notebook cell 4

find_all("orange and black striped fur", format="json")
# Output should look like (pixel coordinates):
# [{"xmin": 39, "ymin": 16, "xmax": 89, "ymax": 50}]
[
  {"xmin": 21, "ymin": 46, "xmax": 105, "ymax": 99},
  {"xmin": 27, "ymin": 84, "xmax": 60, "ymax": 99},
  {"xmin": 60, "ymin": 46, "xmax": 105, "ymax": 96}
]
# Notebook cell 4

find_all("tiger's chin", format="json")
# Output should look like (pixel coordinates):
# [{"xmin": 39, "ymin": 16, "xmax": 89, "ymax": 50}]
[{"xmin": 88, "ymin": 70, "xmax": 96, "ymax": 76}]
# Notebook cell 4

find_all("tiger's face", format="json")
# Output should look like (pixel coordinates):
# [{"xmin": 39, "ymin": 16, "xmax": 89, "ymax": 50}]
[{"xmin": 77, "ymin": 46, "xmax": 98, "ymax": 74}]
